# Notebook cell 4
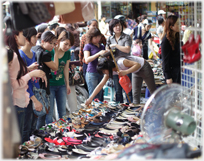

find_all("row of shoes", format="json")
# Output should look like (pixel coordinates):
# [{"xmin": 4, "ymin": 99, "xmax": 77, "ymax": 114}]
[{"xmin": 18, "ymin": 101, "xmax": 144, "ymax": 159}]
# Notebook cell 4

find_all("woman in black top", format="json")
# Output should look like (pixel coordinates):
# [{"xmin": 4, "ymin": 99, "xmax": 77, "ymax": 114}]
[{"xmin": 161, "ymin": 15, "xmax": 180, "ymax": 84}]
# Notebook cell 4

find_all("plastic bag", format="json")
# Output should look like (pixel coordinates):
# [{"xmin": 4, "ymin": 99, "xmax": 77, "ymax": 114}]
[
  {"xmin": 132, "ymin": 44, "xmax": 142, "ymax": 57},
  {"xmin": 119, "ymin": 75, "xmax": 132, "ymax": 94}
]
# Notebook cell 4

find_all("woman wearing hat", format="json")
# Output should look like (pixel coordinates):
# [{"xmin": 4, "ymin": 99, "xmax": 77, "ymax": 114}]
[{"xmin": 133, "ymin": 19, "xmax": 157, "ymax": 60}]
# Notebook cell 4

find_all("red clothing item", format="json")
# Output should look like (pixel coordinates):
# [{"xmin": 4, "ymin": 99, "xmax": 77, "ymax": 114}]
[{"xmin": 79, "ymin": 33, "xmax": 106, "ymax": 64}]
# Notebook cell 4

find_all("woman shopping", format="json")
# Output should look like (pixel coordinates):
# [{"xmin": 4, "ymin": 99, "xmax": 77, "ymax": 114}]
[
  {"xmin": 85, "ymin": 54, "xmax": 156, "ymax": 105},
  {"xmin": 133, "ymin": 19, "xmax": 157, "ymax": 60},
  {"xmin": 47, "ymin": 27, "xmax": 74, "ymax": 123},
  {"xmin": 106, "ymin": 19, "xmax": 133, "ymax": 103},
  {"xmin": 84, "ymin": 28, "xmax": 108, "ymax": 101},
  {"xmin": 32, "ymin": 31, "xmax": 59, "ymax": 128},
  {"xmin": 4, "ymin": 17, "xmax": 47, "ymax": 143},
  {"xmin": 161, "ymin": 15, "xmax": 180, "ymax": 84}
]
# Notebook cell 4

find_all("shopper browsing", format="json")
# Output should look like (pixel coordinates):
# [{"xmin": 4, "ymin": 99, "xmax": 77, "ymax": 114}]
[
  {"xmin": 84, "ymin": 28, "xmax": 108, "ymax": 101},
  {"xmin": 47, "ymin": 27, "xmax": 74, "ymax": 124},
  {"xmin": 4, "ymin": 17, "xmax": 47, "ymax": 143},
  {"xmin": 161, "ymin": 15, "xmax": 180, "ymax": 84},
  {"xmin": 32, "ymin": 31, "xmax": 59, "ymax": 128},
  {"xmin": 133, "ymin": 19, "xmax": 157, "ymax": 60},
  {"xmin": 19, "ymin": 27, "xmax": 45, "ymax": 142},
  {"xmin": 85, "ymin": 55, "xmax": 156, "ymax": 105},
  {"xmin": 106, "ymin": 18, "xmax": 133, "ymax": 103}
]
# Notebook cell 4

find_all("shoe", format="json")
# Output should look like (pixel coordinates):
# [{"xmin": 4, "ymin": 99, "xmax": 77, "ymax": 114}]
[
  {"xmin": 127, "ymin": 116, "xmax": 140, "ymax": 123},
  {"xmin": 19, "ymin": 145, "xmax": 29, "ymax": 155},
  {"xmin": 99, "ymin": 128, "xmax": 118, "ymax": 135},
  {"xmin": 38, "ymin": 153, "xmax": 61, "ymax": 159},
  {"xmin": 75, "ymin": 144, "xmax": 96, "ymax": 152},
  {"xmin": 32, "ymin": 129, "xmax": 50, "ymax": 138},
  {"xmin": 182, "ymin": 34, "xmax": 195, "ymax": 56},
  {"xmin": 72, "ymin": 148, "xmax": 90, "ymax": 155},
  {"xmin": 62, "ymin": 137, "xmax": 82, "ymax": 145},
  {"xmin": 186, "ymin": 41, "xmax": 201, "ymax": 64}
]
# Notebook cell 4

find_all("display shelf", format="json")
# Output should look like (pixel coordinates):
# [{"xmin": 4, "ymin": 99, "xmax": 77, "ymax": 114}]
[{"xmin": 179, "ymin": 1, "xmax": 203, "ymax": 150}]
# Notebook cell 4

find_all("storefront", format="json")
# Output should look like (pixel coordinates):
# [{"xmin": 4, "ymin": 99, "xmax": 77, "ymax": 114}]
[{"xmin": 98, "ymin": 1, "xmax": 132, "ymax": 20}]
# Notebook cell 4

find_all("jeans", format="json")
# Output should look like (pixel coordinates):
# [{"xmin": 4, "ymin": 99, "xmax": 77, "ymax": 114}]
[
  {"xmin": 86, "ymin": 72, "xmax": 104, "ymax": 101},
  {"xmin": 82, "ymin": 63, "xmax": 88, "ymax": 91},
  {"xmin": 15, "ymin": 105, "xmax": 26, "ymax": 144},
  {"xmin": 83, "ymin": 63, "xmax": 88, "ymax": 78},
  {"xmin": 132, "ymin": 61, "xmax": 156, "ymax": 104},
  {"xmin": 46, "ymin": 85, "xmax": 67, "ymax": 124},
  {"xmin": 113, "ymin": 74, "xmax": 133, "ymax": 103},
  {"xmin": 70, "ymin": 46, "xmax": 77, "ymax": 61},
  {"xmin": 125, "ymin": 73, "xmax": 133, "ymax": 103},
  {"xmin": 36, "ymin": 115, "xmax": 46, "ymax": 129},
  {"xmin": 143, "ymin": 42, "xmax": 148, "ymax": 60},
  {"xmin": 22, "ymin": 100, "xmax": 37, "ymax": 143}
]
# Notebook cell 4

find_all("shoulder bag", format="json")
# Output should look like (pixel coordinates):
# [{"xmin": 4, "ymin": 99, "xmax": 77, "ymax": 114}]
[{"xmin": 22, "ymin": 52, "xmax": 50, "ymax": 117}]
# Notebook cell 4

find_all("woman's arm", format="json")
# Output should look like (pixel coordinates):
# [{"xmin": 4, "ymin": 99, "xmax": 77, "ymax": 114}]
[
  {"xmin": 84, "ymin": 50, "xmax": 107, "ymax": 64},
  {"xmin": 148, "ymin": 38, "xmax": 157, "ymax": 59},
  {"xmin": 64, "ymin": 60, "xmax": 71, "ymax": 95},
  {"xmin": 85, "ymin": 74, "xmax": 109, "ymax": 105},
  {"xmin": 10, "ymin": 70, "xmax": 46, "ymax": 90},
  {"xmin": 158, "ymin": 33, "xmax": 165, "ymax": 42},
  {"xmin": 161, "ymin": 36, "xmax": 173, "ymax": 84},
  {"xmin": 30, "ymin": 95, "xmax": 43, "ymax": 111},
  {"xmin": 118, "ymin": 59, "xmax": 141, "ymax": 76},
  {"xmin": 110, "ymin": 44, "xmax": 131, "ymax": 53},
  {"xmin": 44, "ymin": 50, "xmax": 59, "ymax": 71}
]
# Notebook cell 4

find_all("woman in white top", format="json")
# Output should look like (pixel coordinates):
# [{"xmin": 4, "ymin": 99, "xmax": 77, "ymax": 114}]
[{"xmin": 85, "ymin": 54, "xmax": 156, "ymax": 105}]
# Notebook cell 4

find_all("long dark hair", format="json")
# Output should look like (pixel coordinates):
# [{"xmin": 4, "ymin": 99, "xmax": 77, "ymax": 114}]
[
  {"xmin": 41, "ymin": 30, "xmax": 56, "ymax": 43},
  {"xmin": 23, "ymin": 27, "xmax": 37, "ymax": 45},
  {"xmin": 56, "ymin": 27, "xmax": 74, "ymax": 46},
  {"xmin": 36, "ymin": 24, "xmax": 48, "ymax": 39},
  {"xmin": 97, "ymin": 57, "xmax": 115, "ymax": 78},
  {"xmin": 165, "ymin": 15, "xmax": 179, "ymax": 50},
  {"xmin": 4, "ymin": 29, "xmax": 28, "ymax": 83}
]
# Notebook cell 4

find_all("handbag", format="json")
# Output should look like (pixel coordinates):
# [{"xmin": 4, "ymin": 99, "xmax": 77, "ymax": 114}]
[
  {"xmin": 26, "ymin": 2, "xmax": 52, "ymax": 24},
  {"xmin": 54, "ymin": 2, "xmax": 75, "ymax": 15},
  {"xmin": 32, "ymin": 84, "xmax": 50, "ymax": 117},
  {"xmin": 59, "ymin": 2, "xmax": 94, "ymax": 24},
  {"xmin": 10, "ymin": 2, "xmax": 37, "ymax": 30},
  {"xmin": 69, "ymin": 68, "xmax": 85, "ymax": 86},
  {"xmin": 21, "ymin": 52, "xmax": 50, "ymax": 117},
  {"xmin": 58, "ymin": 2, "xmax": 84, "ymax": 24}
]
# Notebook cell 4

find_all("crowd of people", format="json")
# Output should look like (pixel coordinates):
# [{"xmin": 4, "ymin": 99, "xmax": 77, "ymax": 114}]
[{"xmin": 3, "ymin": 9, "xmax": 181, "ymax": 144}]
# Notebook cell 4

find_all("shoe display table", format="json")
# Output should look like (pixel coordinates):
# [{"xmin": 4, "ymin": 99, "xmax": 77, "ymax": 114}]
[{"xmin": 18, "ymin": 102, "xmax": 145, "ymax": 159}]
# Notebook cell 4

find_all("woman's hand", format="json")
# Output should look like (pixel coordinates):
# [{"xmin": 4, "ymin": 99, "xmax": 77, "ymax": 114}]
[
  {"xmin": 117, "ymin": 70, "xmax": 127, "ymax": 76},
  {"xmin": 29, "ymin": 70, "xmax": 47, "ymax": 87},
  {"xmin": 28, "ymin": 62, "xmax": 39, "ymax": 71},
  {"xmin": 153, "ymin": 54, "xmax": 157, "ymax": 60},
  {"xmin": 110, "ymin": 44, "xmax": 117, "ymax": 48},
  {"xmin": 33, "ymin": 99, "xmax": 43, "ymax": 111},
  {"xmin": 67, "ymin": 85, "xmax": 71, "ymax": 95},
  {"xmin": 85, "ymin": 98, "xmax": 92, "ymax": 106},
  {"xmin": 98, "ymin": 50, "xmax": 109, "ymax": 57},
  {"xmin": 166, "ymin": 78, "xmax": 173, "ymax": 84}
]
